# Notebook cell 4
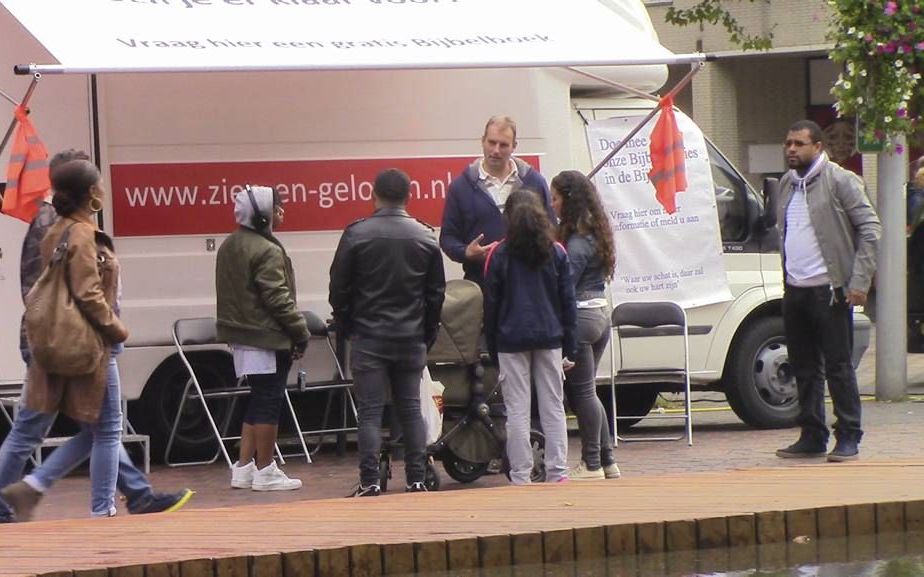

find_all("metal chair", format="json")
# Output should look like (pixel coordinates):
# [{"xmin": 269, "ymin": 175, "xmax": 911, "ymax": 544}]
[
  {"xmin": 165, "ymin": 317, "xmax": 312, "ymax": 468},
  {"xmin": 609, "ymin": 301, "xmax": 693, "ymax": 446},
  {"xmin": 1, "ymin": 381, "xmax": 150, "ymax": 472},
  {"xmin": 0, "ymin": 381, "xmax": 38, "ymax": 467},
  {"xmin": 296, "ymin": 311, "xmax": 358, "ymax": 455}
]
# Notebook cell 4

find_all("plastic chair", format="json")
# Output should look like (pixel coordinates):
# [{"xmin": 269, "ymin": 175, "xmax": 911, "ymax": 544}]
[
  {"xmin": 609, "ymin": 301, "xmax": 693, "ymax": 446},
  {"xmin": 165, "ymin": 317, "xmax": 312, "ymax": 468}
]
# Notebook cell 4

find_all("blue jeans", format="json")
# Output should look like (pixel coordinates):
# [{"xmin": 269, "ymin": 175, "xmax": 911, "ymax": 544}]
[{"xmin": 0, "ymin": 356, "xmax": 147, "ymax": 518}]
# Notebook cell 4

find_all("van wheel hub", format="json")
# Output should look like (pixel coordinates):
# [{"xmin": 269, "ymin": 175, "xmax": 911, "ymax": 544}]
[{"xmin": 753, "ymin": 342, "xmax": 795, "ymax": 405}]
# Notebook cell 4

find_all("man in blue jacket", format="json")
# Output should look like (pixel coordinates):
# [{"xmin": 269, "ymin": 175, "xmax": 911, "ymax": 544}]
[{"xmin": 439, "ymin": 116, "xmax": 552, "ymax": 285}]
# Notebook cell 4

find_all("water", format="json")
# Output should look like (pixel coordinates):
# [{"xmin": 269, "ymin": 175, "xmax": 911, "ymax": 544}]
[{"xmin": 397, "ymin": 532, "xmax": 924, "ymax": 577}]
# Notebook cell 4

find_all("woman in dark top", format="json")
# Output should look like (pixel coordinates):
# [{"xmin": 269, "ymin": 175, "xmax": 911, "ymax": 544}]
[{"xmin": 551, "ymin": 170, "xmax": 620, "ymax": 480}]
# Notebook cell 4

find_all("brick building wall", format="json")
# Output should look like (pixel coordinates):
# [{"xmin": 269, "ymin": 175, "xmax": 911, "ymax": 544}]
[{"xmin": 644, "ymin": 0, "xmax": 839, "ymax": 185}]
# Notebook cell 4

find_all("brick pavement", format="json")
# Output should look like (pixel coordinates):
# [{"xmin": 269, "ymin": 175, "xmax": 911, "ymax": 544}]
[{"xmin": 12, "ymin": 332, "xmax": 924, "ymax": 523}]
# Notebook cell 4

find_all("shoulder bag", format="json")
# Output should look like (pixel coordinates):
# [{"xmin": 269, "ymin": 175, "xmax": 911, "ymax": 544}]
[{"xmin": 24, "ymin": 223, "xmax": 105, "ymax": 376}]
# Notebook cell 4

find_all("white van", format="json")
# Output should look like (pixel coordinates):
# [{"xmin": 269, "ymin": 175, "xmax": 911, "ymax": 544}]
[{"xmin": 0, "ymin": 0, "xmax": 867, "ymax": 457}]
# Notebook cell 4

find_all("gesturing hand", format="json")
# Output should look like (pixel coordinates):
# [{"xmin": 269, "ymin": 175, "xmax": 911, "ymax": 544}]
[{"xmin": 464, "ymin": 234, "xmax": 498, "ymax": 262}]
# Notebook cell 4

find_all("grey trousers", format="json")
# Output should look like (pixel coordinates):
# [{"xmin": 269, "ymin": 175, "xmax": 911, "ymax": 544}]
[
  {"xmin": 351, "ymin": 336, "xmax": 428, "ymax": 487},
  {"xmin": 564, "ymin": 307, "xmax": 615, "ymax": 469},
  {"xmin": 499, "ymin": 348, "xmax": 568, "ymax": 484}
]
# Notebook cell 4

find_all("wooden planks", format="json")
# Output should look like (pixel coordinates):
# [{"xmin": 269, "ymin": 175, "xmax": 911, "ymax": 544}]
[{"xmin": 1, "ymin": 461, "xmax": 923, "ymax": 577}]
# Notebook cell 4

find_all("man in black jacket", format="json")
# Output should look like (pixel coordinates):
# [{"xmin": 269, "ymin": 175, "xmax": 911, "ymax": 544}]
[{"xmin": 329, "ymin": 169, "xmax": 446, "ymax": 496}]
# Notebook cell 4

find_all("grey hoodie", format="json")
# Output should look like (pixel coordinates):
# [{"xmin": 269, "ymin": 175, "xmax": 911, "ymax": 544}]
[{"xmin": 234, "ymin": 185, "xmax": 276, "ymax": 232}]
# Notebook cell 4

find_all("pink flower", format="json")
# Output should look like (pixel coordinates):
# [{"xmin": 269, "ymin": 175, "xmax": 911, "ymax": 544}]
[
  {"xmin": 884, "ymin": 42, "xmax": 897, "ymax": 53},
  {"xmin": 897, "ymin": 144, "xmax": 905, "ymax": 155},
  {"xmin": 898, "ymin": 108, "xmax": 908, "ymax": 118},
  {"xmin": 885, "ymin": 1, "xmax": 898, "ymax": 16},
  {"xmin": 917, "ymin": 41, "xmax": 924, "ymax": 50},
  {"xmin": 865, "ymin": 34, "xmax": 875, "ymax": 42}
]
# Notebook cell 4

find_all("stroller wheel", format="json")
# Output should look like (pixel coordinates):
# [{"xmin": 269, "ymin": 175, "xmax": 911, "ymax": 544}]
[
  {"xmin": 503, "ymin": 431, "xmax": 546, "ymax": 483},
  {"xmin": 424, "ymin": 460, "xmax": 441, "ymax": 491},
  {"xmin": 378, "ymin": 452, "xmax": 392, "ymax": 493},
  {"xmin": 441, "ymin": 450, "xmax": 489, "ymax": 483},
  {"xmin": 529, "ymin": 430, "xmax": 546, "ymax": 483}
]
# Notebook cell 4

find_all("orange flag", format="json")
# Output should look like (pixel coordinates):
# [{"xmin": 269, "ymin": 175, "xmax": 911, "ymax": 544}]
[
  {"xmin": 647, "ymin": 96, "xmax": 687, "ymax": 214},
  {"xmin": 1, "ymin": 105, "xmax": 50, "ymax": 223}
]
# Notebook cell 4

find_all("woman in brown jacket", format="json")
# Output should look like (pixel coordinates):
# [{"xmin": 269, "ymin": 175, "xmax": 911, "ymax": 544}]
[{"xmin": 2, "ymin": 159, "xmax": 128, "ymax": 517}]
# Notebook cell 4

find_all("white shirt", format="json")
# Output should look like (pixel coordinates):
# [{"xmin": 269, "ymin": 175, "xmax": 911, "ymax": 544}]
[
  {"xmin": 478, "ymin": 159, "xmax": 519, "ymax": 209},
  {"xmin": 231, "ymin": 345, "xmax": 277, "ymax": 377},
  {"xmin": 784, "ymin": 185, "xmax": 830, "ymax": 287}
]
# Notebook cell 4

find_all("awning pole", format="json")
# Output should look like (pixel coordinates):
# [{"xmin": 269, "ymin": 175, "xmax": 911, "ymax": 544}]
[
  {"xmin": 588, "ymin": 62, "xmax": 703, "ymax": 179},
  {"xmin": 0, "ymin": 73, "xmax": 41, "ymax": 159},
  {"xmin": 565, "ymin": 67, "xmax": 659, "ymax": 102},
  {"xmin": 0, "ymin": 87, "xmax": 20, "ymax": 107}
]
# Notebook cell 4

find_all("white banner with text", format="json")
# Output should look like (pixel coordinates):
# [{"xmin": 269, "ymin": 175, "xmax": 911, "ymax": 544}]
[
  {"xmin": 587, "ymin": 114, "xmax": 732, "ymax": 308},
  {"xmin": 1, "ymin": 0, "xmax": 681, "ymax": 73}
]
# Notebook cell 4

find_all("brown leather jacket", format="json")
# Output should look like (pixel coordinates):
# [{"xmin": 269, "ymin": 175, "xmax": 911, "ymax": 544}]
[{"xmin": 24, "ymin": 214, "xmax": 129, "ymax": 423}]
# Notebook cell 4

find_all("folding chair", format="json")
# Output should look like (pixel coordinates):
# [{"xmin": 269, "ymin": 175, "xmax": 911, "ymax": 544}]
[
  {"xmin": 1, "ymin": 382, "xmax": 150, "ymax": 473},
  {"xmin": 0, "ymin": 382, "xmax": 38, "ymax": 468},
  {"xmin": 609, "ymin": 301, "xmax": 693, "ymax": 446},
  {"xmin": 165, "ymin": 317, "xmax": 312, "ymax": 468},
  {"xmin": 296, "ymin": 311, "xmax": 358, "ymax": 455}
]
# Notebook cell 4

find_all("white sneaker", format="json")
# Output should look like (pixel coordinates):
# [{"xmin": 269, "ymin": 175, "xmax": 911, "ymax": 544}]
[
  {"xmin": 252, "ymin": 461, "xmax": 302, "ymax": 492},
  {"xmin": 230, "ymin": 460, "xmax": 256, "ymax": 489},
  {"xmin": 603, "ymin": 462, "xmax": 621, "ymax": 479},
  {"xmin": 569, "ymin": 461, "xmax": 605, "ymax": 481}
]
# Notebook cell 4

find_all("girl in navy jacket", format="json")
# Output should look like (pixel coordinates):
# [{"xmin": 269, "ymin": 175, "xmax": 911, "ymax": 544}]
[{"xmin": 483, "ymin": 188, "xmax": 577, "ymax": 484}]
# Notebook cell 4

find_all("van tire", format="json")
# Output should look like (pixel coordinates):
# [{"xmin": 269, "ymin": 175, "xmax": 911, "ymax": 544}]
[
  {"xmin": 724, "ymin": 316, "xmax": 799, "ymax": 429},
  {"xmin": 598, "ymin": 385, "xmax": 659, "ymax": 432},
  {"xmin": 131, "ymin": 352, "xmax": 238, "ymax": 462}
]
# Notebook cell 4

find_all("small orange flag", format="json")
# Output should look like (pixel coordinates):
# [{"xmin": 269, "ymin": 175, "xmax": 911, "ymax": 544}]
[
  {"xmin": 1, "ymin": 105, "xmax": 50, "ymax": 223},
  {"xmin": 647, "ymin": 96, "xmax": 687, "ymax": 215}
]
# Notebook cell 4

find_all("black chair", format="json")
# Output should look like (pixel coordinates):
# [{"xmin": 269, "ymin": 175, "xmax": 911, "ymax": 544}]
[
  {"xmin": 165, "ymin": 317, "xmax": 311, "ymax": 468},
  {"xmin": 295, "ymin": 311, "xmax": 358, "ymax": 455},
  {"xmin": 609, "ymin": 301, "xmax": 692, "ymax": 445}
]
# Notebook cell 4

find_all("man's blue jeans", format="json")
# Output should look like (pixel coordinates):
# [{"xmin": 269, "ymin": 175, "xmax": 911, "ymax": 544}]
[{"xmin": 0, "ymin": 356, "xmax": 154, "ymax": 520}]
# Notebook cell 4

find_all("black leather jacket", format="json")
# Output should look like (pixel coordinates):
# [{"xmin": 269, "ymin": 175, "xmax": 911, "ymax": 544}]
[{"xmin": 329, "ymin": 207, "xmax": 446, "ymax": 345}]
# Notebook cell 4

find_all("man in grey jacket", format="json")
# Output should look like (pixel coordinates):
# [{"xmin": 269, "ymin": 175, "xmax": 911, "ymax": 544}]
[{"xmin": 775, "ymin": 120, "xmax": 881, "ymax": 462}]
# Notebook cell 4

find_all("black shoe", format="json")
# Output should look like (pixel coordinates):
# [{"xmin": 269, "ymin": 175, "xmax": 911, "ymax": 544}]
[
  {"xmin": 827, "ymin": 438, "xmax": 859, "ymax": 462},
  {"xmin": 349, "ymin": 484, "xmax": 381, "ymax": 497},
  {"xmin": 405, "ymin": 482, "xmax": 427, "ymax": 493},
  {"xmin": 776, "ymin": 435, "xmax": 827, "ymax": 459},
  {"xmin": 130, "ymin": 489, "xmax": 194, "ymax": 515}
]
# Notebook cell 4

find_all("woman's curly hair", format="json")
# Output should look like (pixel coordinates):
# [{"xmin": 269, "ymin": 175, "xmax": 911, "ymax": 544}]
[
  {"xmin": 551, "ymin": 170, "xmax": 615, "ymax": 280},
  {"xmin": 503, "ymin": 187, "xmax": 555, "ymax": 269}
]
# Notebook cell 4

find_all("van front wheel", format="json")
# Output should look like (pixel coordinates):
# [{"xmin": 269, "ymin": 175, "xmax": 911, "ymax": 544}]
[{"xmin": 725, "ymin": 317, "xmax": 799, "ymax": 429}]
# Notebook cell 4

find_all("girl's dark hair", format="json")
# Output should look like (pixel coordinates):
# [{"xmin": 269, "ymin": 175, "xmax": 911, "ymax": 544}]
[
  {"xmin": 503, "ymin": 188, "xmax": 554, "ymax": 268},
  {"xmin": 51, "ymin": 159, "xmax": 100, "ymax": 217},
  {"xmin": 551, "ymin": 170, "xmax": 615, "ymax": 280}
]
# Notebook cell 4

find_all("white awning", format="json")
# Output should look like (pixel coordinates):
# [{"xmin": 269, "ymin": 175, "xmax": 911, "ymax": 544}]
[{"xmin": 0, "ymin": 0, "xmax": 704, "ymax": 75}]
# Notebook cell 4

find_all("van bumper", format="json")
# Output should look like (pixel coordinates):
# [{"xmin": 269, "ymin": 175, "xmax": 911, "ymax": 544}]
[{"xmin": 852, "ymin": 311, "xmax": 872, "ymax": 369}]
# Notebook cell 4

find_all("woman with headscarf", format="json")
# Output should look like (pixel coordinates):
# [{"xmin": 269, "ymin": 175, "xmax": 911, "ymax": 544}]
[{"xmin": 216, "ymin": 185, "xmax": 309, "ymax": 491}]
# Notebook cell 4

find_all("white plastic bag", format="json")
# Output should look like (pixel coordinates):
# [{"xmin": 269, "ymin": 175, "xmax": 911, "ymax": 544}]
[{"xmin": 420, "ymin": 366, "xmax": 444, "ymax": 445}]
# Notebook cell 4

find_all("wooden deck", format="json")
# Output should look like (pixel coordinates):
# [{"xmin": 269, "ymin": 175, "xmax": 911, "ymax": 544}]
[{"xmin": 3, "ymin": 460, "xmax": 924, "ymax": 577}]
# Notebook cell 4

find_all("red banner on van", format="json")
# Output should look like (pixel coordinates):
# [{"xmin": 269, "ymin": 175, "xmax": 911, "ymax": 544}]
[{"xmin": 109, "ymin": 156, "xmax": 541, "ymax": 237}]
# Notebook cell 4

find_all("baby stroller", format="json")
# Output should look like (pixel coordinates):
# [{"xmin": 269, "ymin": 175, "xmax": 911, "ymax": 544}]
[
  {"xmin": 427, "ymin": 279, "xmax": 546, "ymax": 484},
  {"xmin": 376, "ymin": 279, "xmax": 546, "ymax": 490}
]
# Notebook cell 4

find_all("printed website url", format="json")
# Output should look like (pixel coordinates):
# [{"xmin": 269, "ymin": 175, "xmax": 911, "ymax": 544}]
[{"xmin": 123, "ymin": 172, "xmax": 453, "ymax": 209}]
